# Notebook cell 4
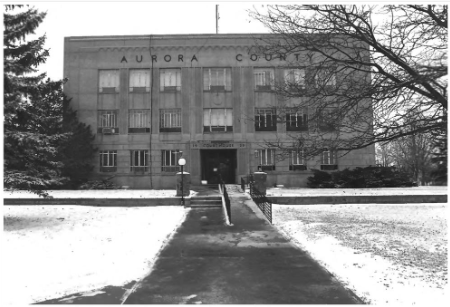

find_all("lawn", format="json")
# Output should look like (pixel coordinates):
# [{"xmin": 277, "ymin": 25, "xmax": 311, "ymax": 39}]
[
  {"xmin": 273, "ymin": 203, "xmax": 448, "ymax": 305},
  {"xmin": 2, "ymin": 205, "xmax": 187, "ymax": 305}
]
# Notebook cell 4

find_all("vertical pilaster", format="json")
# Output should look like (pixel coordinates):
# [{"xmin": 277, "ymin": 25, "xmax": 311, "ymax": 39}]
[{"xmin": 119, "ymin": 68, "xmax": 129, "ymax": 134}]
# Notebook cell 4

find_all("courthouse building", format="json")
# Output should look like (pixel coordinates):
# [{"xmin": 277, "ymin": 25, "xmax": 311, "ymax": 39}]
[{"xmin": 63, "ymin": 34, "xmax": 375, "ymax": 189}]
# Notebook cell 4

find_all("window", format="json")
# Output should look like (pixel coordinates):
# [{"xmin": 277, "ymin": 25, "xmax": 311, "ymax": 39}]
[
  {"xmin": 255, "ymin": 108, "xmax": 277, "ymax": 131},
  {"xmin": 161, "ymin": 150, "xmax": 181, "ymax": 172},
  {"xmin": 99, "ymin": 70, "xmax": 120, "ymax": 93},
  {"xmin": 289, "ymin": 150, "xmax": 307, "ymax": 171},
  {"xmin": 318, "ymin": 107, "xmax": 339, "ymax": 132},
  {"xmin": 321, "ymin": 148, "xmax": 338, "ymax": 170},
  {"xmin": 203, "ymin": 108, "xmax": 233, "ymax": 132},
  {"xmin": 129, "ymin": 69, "xmax": 150, "ymax": 92},
  {"xmin": 130, "ymin": 150, "xmax": 149, "ymax": 172},
  {"xmin": 203, "ymin": 68, "xmax": 232, "ymax": 91},
  {"xmin": 284, "ymin": 69, "xmax": 305, "ymax": 91},
  {"xmin": 315, "ymin": 69, "xmax": 336, "ymax": 88},
  {"xmin": 160, "ymin": 69, "xmax": 181, "ymax": 92},
  {"xmin": 254, "ymin": 68, "xmax": 274, "ymax": 91},
  {"xmin": 97, "ymin": 110, "xmax": 119, "ymax": 134},
  {"xmin": 257, "ymin": 149, "xmax": 276, "ymax": 171},
  {"xmin": 160, "ymin": 109, "xmax": 181, "ymax": 132},
  {"xmin": 99, "ymin": 150, "xmax": 117, "ymax": 172},
  {"xmin": 129, "ymin": 110, "xmax": 150, "ymax": 133},
  {"xmin": 286, "ymin": 109, "xmax": 308, "ymax": 131}
]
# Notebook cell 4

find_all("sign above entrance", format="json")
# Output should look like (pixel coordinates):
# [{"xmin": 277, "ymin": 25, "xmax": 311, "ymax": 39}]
[{"xmin": 191, "ymin": 140, "xmax": 247, "ymax": 149}]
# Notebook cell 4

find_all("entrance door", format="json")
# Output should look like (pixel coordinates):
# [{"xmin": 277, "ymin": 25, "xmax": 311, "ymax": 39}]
[{"xmin": 201, "ymin": 149, "xmax": 237, "ymax": 184}]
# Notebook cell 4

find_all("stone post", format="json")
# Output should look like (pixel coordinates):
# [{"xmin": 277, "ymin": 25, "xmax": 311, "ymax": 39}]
[
  {"xmin": 253, "ymin": 171, "xmax": 267, "ymax": 195},
  {"xmin": 176, "ymin": 172, "xmax": 191, "ymax": 196}
]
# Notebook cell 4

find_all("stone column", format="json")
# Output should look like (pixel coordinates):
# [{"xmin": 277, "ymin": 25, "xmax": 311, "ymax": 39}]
[
  {"xmin": 176, "ymin": 172, "xmax": 191, "ymax": 196},
  {"xmin": 253, "ymin": 171, "xmax": 267, "ymax": 195}
]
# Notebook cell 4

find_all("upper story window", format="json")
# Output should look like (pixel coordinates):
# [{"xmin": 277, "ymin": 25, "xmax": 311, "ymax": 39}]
[
  {"xmin": 318, "ymin": 107, "xmax": 339, "ymax": 132},
  {"xmin": 99, "ymin": 70, "xmax": 120, "ymax": 93},
  {"xmin": 97, "ymin": 110, "xmax": 119, "ymax": 134},
  {"xmin": 255, "ymin": 108, "xmax": 277, "ymax": 131},
  {"xmin": 160, "ymin": 109, "xmax": 181, "ymax": 133},
  {"xmin": 254, "ymin": 68, "xmax": 274, "ymax": 91},
  {"xmin": 315, "ymin": 69, "xmax": 336, "ymax": 88},
  {"xmin": 289, "ymin": 150, "xmax": 307, "ymax": 171},
  {"xmin": 129, "ymin": 69, "xmax": 150, "ymax": 92},
  {"xmin": 257, "ymin": 149, "xmax": 276, "ymax": 171},
  {"xmin": 203, "ymin": 108, "xmax": 233, "ymax": 132},
  {"xmin": 203, "ymin": 68, "xmax": 232, "ymax": 91},
  {"xmin": 128, "ymin": 109, "xmax": 150, "ymax": 133},
  {"xmin": 160, "ymin": 69, "xmax": 181, "ymax": 92},
  {"xmin": 161, "ymin": 150, "xmax": 181, "ymax": 173},
  {"xmin": 321, "ymin": 148, "xmax": 338, "ymax": 170},
  {"xmin": 286, "ymin": 108, "xmax": 308, "ymax": 131},
  {"xmin": 99, "ymin": 150, "xmax": 117, "ymax": 172},
  {"xmin": 284, "ymin": 68, "xmax": 305, "ymax": 91}
]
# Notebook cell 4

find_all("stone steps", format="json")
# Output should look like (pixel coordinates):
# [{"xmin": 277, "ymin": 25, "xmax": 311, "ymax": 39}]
[{"xmin": 190, "ymin": 196, "xmax": 222, "ymax": 208}]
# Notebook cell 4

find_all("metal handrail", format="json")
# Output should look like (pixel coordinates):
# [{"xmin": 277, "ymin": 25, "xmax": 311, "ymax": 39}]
[
  {"xmin": 248, "ymin": 178, "xmax": 272, "ymax": 224},
  {"xmin": 219, "ymin": 181, "xmax": 231, "ymax": 224}
]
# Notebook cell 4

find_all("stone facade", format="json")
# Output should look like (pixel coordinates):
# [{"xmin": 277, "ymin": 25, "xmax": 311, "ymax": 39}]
[{"xmin": 63, "ymin": 34, "xmax": 376, "ymax": 189}]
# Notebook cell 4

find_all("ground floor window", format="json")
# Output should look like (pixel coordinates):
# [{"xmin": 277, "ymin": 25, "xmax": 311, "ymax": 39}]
[
  {"xmin": 289, "ymin": 150, "xmax": 307, "ymax": 171},
  {"xmin": 257, "ymin": 149, "xmax": 276, "ymax": 171},
  {"xmin": 321, "ymin": 148, "xmax": 338, "ymax": 170},
  {"xmin": 161, "ymin": 150, "xmax": 181, "ymax": 172},
  {"xmin": 130, "ymin": 150, "xmax": 149, "ymax": 172},
  {"xmin": 160, "ymin": 109, "xmax": 181, "ymax": 132},
  {"xmin": 99, "ymin": 150, "xmax": 117, "ymax": 172}
]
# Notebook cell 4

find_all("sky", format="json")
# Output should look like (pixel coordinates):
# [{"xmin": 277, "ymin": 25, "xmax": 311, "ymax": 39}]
[{"xmin": 18, "ymin": 1, "xmax": 271, "ymax": 81}]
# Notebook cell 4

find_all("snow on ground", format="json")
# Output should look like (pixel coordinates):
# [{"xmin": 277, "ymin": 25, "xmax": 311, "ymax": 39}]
[
  {"xmin": 2, "ymin": 205, "xmax": 187, "ymax": 305},
  {"xmin": 3, "ymin": 189, "xmax": 196, "ymax": 198},
  {"xmin": 273, "ymin": 203, "xmax": 449, "ymax": 306},
  {"xmin": 267, "ymin": 186, "xmax": 448, "ymax": 196}
]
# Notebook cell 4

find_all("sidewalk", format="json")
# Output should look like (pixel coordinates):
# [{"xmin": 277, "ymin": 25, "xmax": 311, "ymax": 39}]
[{"xmin": 122, "ymin": 190, "xmax": 362, "ymax": 304}]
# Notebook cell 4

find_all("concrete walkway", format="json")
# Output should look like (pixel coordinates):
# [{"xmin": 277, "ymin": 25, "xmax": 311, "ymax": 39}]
[
  {"xmin": 38, "ymin": 187, "xmax": 363, "ymax": 304},
  {"xmin": 122, "ymin": 188, "xmax": 362, "ymax": 304}
]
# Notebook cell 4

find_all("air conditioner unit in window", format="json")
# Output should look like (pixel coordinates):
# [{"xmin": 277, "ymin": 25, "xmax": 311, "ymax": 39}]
[{"xmin": 102, "ymin": 128, "xmax": 115, "ymax": 134}]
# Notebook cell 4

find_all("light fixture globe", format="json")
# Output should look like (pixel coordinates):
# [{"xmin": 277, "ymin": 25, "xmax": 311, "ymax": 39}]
[{"xmin": 178, "ymin": 158, "xmax": 186, "ymax": 166}]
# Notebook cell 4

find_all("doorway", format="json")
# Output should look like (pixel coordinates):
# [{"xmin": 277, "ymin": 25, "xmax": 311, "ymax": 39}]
[{"xmin": 200, "ymin": 149, "xmax": 237, "ymax": 184}]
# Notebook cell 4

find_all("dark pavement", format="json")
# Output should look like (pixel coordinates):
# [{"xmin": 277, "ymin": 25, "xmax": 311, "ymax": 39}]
[{"xmin": 122, "ymin": 186, "xmax": 362, "ymax": 304}]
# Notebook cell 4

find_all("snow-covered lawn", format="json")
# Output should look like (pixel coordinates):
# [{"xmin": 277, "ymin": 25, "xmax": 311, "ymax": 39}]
[
  {"xmin": 273, "ymin": 204, "xmax": 448, "ymax": 305},
  {"xmin": 2, "ymin": 205, "xmax": 187, "ymax": 305}
]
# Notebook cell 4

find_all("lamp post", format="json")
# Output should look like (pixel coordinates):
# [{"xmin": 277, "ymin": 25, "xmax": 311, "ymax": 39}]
[{"xmin": 178, "ymin": 157, "xmax": 186, "ymax": 206}]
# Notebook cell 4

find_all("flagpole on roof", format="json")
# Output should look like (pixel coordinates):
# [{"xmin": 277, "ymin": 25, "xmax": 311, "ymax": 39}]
[{"xmin": 216, "ymin": 4, "xmax": 219, "ymax": 34}]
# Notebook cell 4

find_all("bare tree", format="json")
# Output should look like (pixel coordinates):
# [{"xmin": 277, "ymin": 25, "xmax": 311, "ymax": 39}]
[
  {"xmin": 375, "ymin": 143, "xmax": 393, "ymax": 167},
  {"xmin": 248, "ymin": 5, "xmax": 447, "ymax": 159}
]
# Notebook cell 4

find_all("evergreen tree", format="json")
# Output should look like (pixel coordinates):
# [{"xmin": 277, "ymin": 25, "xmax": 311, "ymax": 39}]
[
  {"xmin": 59, "ymin": 96, "xmax": 97, "ymax": 188},
  {"xmin": 4, "ymin": 5, "xmax": 96, "ymax": 195}
]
